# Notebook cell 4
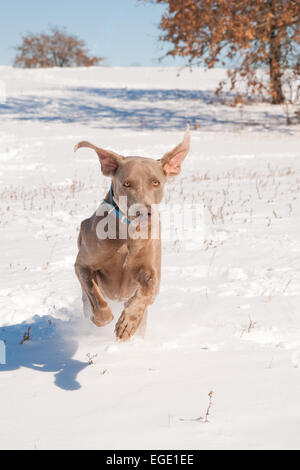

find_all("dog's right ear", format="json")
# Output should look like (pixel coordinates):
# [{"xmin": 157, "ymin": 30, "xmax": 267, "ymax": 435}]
[
  {"xmin": 159, "ymin": 125, "xmax": 190, "ymax": 178},
  {"xmin": 74, "ymin": 141, "xmax": 123, "ymax": 177}
]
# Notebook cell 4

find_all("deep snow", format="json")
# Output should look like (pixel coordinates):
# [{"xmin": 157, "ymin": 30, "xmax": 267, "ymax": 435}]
[{"xmin": 0, "ymin": 66, "xmax": 300, "ymax": 450}]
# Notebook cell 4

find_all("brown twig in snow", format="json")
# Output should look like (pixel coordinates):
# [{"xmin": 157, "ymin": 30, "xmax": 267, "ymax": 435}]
[{"xmin": 20, "ymin": 327, "xmax": 31, "ymax": 344}]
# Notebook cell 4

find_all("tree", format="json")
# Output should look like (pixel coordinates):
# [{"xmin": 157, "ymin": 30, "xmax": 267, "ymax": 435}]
[
  {"xmin": 14, "ymin": 27, "xmax": 103, "ymax": 68},
  {"xmin": 142, "ymin": 0, "xmax": 300, "ymax": 104}
]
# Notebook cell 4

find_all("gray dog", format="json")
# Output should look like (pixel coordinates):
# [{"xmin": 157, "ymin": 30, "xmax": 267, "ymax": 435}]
[{"xmin": 74, "ymin": 127, "xmax": 190, "ymax": 341}]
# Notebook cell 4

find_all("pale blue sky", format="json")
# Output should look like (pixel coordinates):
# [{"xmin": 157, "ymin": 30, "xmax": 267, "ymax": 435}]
[{"xmin": 0, "ymin": 0, "xmax": 188, "ymax": 66}]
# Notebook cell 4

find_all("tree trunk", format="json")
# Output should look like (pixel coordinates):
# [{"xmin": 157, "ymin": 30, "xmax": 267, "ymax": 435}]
[
  {"xmin": 269, "ymin": 17, "xmax": 285, "ymax": 104},
  {"xmin": 269, "ymin": 56, "xmax": 284, "ymax": 104}
]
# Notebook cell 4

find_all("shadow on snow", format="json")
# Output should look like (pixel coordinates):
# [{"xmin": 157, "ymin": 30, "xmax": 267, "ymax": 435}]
[
  {"xmin": 0, "ymin": 315, "xmax": 88, "ymax": 391},
  {"xmin": 0, "ymin": 86, "xmax": 289, "ymax": 131}
]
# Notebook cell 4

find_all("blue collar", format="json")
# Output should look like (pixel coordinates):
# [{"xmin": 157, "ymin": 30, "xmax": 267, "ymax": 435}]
[{"xmin": 103, "ymin": 185, "xmax": 131, "ymax": 225}]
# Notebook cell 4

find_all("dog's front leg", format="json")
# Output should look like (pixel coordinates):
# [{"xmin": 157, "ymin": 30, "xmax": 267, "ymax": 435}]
[
  {"xmin": 115, "ymin": 268, "xmax": 156, "ymax": 341},
  {"xmin": 75, "ymin": 264, "xmax": 113, "ymax": 327}
]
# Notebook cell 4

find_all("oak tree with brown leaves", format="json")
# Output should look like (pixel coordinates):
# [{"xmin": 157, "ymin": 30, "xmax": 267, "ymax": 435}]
[
  {"xmin": 143, "ymin": 0, "xmax": 300, "ymax": 104},
  {"xmin": 14, "ymin": 27, "xmax": 103, "ymax": 69}
]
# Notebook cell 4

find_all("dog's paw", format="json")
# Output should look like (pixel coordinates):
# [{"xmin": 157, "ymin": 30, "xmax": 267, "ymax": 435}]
[
  {"xmin": 92, "ymin": 306, "xmax": 114, "ymax": 327},
  {"xmin": 115, "ymin": 310, "xmax": 142, "ymax": 341}
]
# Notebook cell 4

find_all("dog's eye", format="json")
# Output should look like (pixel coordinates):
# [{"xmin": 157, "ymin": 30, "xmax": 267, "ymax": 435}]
[
  {"xmin": 152, "ymin": 180, "xmax": 160, "ymax": 186},
  {"xmin": 123, "ymin": 181, "xmax": 131, "ymax": 188}
]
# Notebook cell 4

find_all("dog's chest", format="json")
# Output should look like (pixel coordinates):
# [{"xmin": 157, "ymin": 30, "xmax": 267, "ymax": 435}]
[
  {"xmin": 117, "ymin": 244, "xmax": 130, "ymax": 268},
  {"xmin": 100, "ymin": 243, "xmax": 138, "ymax": 300},
  {"xmin": 102, "ymin": 242, "xmax": 137, "ymax": 272}
]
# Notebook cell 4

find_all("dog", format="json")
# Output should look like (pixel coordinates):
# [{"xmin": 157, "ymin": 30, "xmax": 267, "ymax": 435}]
[{"xmin": 74, "ymin": 126, "xmax": 190, "ymax": 341}]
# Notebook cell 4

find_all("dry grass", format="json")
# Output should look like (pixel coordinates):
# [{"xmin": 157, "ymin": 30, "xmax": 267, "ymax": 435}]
[
  {"xmin": 180, "ymin": 390, "xmax": 215, "ymax": 424},
  {"xmin": 241, "ymin": 316, "xmax": 257, "ymax": 336},
  {"xmin": 86, "ymin": 352, "xmax": 98, "ymax": 365},
  {"xmin": 20, "ymin": 326, "xmax": 31, "ymax": 345},
  {"xmin": 163, "ymin": 165, "xmax": 300, "ymax": 238},
  {"xmin": 282, "ymin": 280, "xmax": 292, "ymax": 294}
]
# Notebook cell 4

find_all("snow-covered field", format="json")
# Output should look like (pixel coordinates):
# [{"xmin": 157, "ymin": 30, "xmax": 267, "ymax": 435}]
[{"xmin": 0, "ymin": 66, "xmax": 300, "ymax": 450}]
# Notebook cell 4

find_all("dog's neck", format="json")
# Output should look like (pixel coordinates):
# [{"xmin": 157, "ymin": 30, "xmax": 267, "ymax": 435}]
[
  {"xmin": 103, "ymin": 184, "xmax": 131, "ymax": 226},
  {"xmin": 101, "ymin": 185, "xmax": 160, "ymax": 245}
]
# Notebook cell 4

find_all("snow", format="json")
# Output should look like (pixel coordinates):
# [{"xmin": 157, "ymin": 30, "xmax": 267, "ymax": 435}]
[{"xmin": 0, "ymin": 66, "xmax": 300, "ymax": 450}]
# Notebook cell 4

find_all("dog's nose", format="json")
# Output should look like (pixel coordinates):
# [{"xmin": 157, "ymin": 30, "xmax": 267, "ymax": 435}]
[
  {"xmin": 134, "ymin": 204, "xmax": 151, "ymax": 216},
  {"xmin": 136, "ymin": 209, "xmax": 151, "ymax": 217}
]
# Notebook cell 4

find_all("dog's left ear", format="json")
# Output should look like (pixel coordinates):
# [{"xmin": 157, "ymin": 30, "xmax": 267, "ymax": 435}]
[{"xmin": 160, "ymin": 125, "xmax": 190, "ymax": 177}]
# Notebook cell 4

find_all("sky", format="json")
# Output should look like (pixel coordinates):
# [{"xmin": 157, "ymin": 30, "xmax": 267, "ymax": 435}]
[{"xmin": 0, "ymin": 0, "xmax": 188, "ymax": 66}]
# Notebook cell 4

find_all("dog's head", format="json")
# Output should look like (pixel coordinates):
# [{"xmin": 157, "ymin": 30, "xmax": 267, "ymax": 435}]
[{"xmin": 74, "ymin": 127, "xmax": 190, "ymax": 217}]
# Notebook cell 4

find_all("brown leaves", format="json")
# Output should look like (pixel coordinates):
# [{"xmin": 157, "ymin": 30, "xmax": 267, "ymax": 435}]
[
  {"xmin": 14, "ymin": 27, "xmax": 104, "ymax": 69},
  {"xmin": 143, "ymin": 0, "xmax": 300, "ymax": 104}
]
